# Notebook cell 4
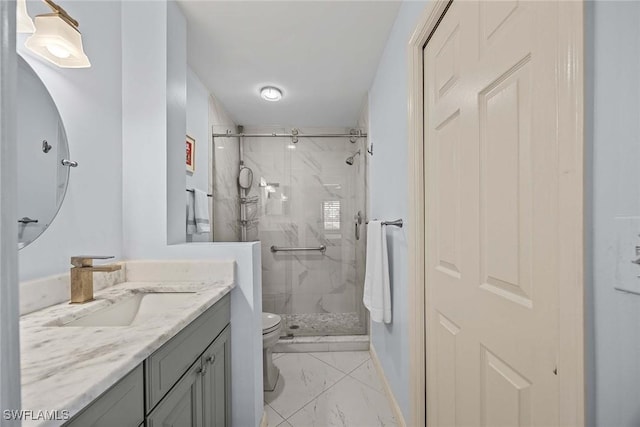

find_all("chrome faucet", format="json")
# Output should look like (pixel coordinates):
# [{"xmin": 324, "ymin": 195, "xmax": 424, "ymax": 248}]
[{"xmin": 70, "ymin": 256, "xmax": 122, "ymax": 304}]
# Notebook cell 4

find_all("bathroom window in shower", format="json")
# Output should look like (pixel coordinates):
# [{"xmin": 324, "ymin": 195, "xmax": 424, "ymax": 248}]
[{"xmin": 322, "ymin": 200, "xmax": 341, "ymax": 232}]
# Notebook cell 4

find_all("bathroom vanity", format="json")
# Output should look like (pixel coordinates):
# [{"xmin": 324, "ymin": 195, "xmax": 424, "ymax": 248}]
[
  {"xmin": 66, "ymin": 296, "xmax": 230, "ymax": 427},
  {"xmin": 19, "ymin": 261, "xmax": 235, "ymax": 427}
]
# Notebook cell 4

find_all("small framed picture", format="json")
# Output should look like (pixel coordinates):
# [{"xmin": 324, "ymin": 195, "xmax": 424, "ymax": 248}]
[{"xmin": 186, "ymin": 135, "xmax": 195, "ymax": 173}]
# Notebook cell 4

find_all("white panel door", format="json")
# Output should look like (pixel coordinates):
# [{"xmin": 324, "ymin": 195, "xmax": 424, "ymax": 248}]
[{"xmin": 424, "ymin": 1, "xmax": 562, "ymax": 425}]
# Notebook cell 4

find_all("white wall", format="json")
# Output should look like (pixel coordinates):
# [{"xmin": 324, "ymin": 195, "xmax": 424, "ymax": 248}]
[
  {"xmin": 368, "ymin": 1, "xmax": 427, "ymax": 420},
  {"xmin": 186, "ymin": 68, "xmax": 211, "ymax": 243},
  {"xmin": 17, "ymin": 0, "xmax": 123, "ymax": 281},
  {"xmin": 122, "ymin": 3, "xmax": 263, "ymax": 426},
  {"xmin": 587, "ymin": 2, "xmax": 640, "ymax": 426}
]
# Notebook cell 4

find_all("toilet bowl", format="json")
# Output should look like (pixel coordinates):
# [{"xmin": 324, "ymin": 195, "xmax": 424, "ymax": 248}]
[{"xmin": 262, "ymin": 312, "xmax": 282, "ymax": 391}]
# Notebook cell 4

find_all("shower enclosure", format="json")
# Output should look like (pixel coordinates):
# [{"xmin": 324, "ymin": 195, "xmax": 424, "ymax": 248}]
[{"xmin": 212, "ymin": 126, "xmax": 368, "ymax": 337}]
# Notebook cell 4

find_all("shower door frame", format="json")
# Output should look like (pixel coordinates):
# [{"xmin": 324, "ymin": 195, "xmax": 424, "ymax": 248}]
[{"xmin": 223, "ymin": 128, "xmax": 369, "ymax": 337}]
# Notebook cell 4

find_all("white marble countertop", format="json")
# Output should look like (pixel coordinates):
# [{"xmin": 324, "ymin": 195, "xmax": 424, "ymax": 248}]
[{"xmin": 19, "ymin": 278, "xmax": 234, "ymax": 426}]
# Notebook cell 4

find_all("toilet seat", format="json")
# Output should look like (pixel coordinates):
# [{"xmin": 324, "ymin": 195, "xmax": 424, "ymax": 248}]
[{"xmin": 262, "ymin": 312, "xmax": 281, "ymax": 335}]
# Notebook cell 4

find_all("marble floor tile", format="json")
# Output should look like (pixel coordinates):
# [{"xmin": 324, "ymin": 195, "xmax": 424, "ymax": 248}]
[
  {"xmin": 264, "ymin": 404, "xmax": 285, "ymax": 427},
  {"xmin": 277, "ymin": 422, "xmax": 293, "ymax": 427},
  {"xmin": 265, "ymin": 353, "xmax": 346, "ymax": 419},
  {"xmin": 287, "ymin": 376, "xmax": 397, "ymax": 427},
  {"xmin": 308, "ymin": 351, "xmax": 370, "ymax": 374},
  {"xmin": 349, "ymin": 359, "xmax": 385, "ymax": 393}
]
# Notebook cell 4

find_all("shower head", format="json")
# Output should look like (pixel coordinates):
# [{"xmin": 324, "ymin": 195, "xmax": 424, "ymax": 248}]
[{"xmin": 346, "ymin": 150, "xmax": 361, "ymax": 165}]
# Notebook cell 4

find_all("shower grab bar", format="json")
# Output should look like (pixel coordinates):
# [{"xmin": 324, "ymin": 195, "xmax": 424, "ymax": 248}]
[
  {"xmin": 366, "ymin": 219, "xmax": 403, "ymax": 228},
  {"xmin": 271, "ymin": 245, "xmax": 326, "ymax": 254}
]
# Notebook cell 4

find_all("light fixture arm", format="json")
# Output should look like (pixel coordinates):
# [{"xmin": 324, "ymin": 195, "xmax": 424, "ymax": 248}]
[{"xmin": 43, "ymin": 0, "xmax": 79, "ymax": 29}]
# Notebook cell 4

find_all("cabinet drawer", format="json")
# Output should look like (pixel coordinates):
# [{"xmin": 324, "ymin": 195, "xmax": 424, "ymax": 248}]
[
  {"xmin": 145, "ymin": 294, "xmax": 230, "ymax": 412},
  {"xmin": 64, "ymin": 365, "xmax": 143, "ymax": 427}
]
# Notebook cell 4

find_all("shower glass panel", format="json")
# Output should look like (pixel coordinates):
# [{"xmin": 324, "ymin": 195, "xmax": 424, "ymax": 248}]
[{"xmin": 242, "ymin": 127, "xmax": 367, "ymax": 337}]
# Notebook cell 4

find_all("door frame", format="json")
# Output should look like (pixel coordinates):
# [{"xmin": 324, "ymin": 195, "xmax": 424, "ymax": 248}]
[{"xmin": 406, "ymin": 1, "xmax": 585, "ymax": 426}]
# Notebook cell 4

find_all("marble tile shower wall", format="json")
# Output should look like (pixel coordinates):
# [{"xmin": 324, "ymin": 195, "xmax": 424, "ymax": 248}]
[
  {"xmin": 209, "ymin": 95, "xmax": 240, "ymax": 242},
  {"xmin": 239, "ymin": 126, "xmax": 367, "ymax": 323}
]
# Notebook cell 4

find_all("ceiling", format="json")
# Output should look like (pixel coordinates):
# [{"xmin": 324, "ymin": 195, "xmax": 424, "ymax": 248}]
[{"xmin": 178, "ymin": 1, "xmax": 401, "ymax": 128}]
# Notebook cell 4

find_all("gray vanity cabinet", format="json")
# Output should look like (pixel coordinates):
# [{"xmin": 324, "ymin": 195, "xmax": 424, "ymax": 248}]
[
  {"xmin": 202, "ymin": 325, "xmax": 231, "ymax": 427},
  {"xmin": 149, "ymin": 324, "xmax": 231, "ymax": 427},
  {"xmin": 64, "ymin": 365, "xmax": 144, "ymax": 427},
  {"xmin": 63, "ymin": 294, "xmax": 231, "ymax": 427},
  {"xmin": 147, "ymin": 361, "xmax": 203, "ymax": 427}
]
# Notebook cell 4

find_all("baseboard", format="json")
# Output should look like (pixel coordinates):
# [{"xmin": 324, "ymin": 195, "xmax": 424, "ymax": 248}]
[
  {"xmin": 369, "ymin": 345, "xmax": 407, "ymax": 427},
  {"xmin": 260, "ymin": 410, "xmax": 267, "ymax": 427},
  {"xmin": 273, "ymin": 335, "xmax": 370, "ymax": 353}
]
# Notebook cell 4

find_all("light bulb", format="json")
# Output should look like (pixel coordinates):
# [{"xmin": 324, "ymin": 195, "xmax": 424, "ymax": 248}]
[
  {"xmin": 260, "ymin": 86, "xmax": 282, "ymax": 102},
  {"xmin": 46, "ymin": 43, "xmax": 71, "ymax": 59}
]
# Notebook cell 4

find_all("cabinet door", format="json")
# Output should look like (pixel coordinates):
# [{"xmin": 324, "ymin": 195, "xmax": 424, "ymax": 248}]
[
  {"xmin": 148, "ymin": 361, "xmax": 203, "ymax": 427},
  {"xmin": 202, "ymin": 325, "xmax": 231, "ymax": 427}
]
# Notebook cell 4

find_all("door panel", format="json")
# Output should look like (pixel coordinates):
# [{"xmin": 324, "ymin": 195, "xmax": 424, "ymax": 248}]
[
  {"xmin": 435, "ymin": 313, "xmax": 460, "ymax": 426},
  {"xmin": 478, "ymin": 58, "xmax": 533, "ymax": 308},
  {"xmin": 481, "ymin": 347, "xmax": 532, "ymax": 427},
  {"xmin": 424, "ymin": 1, "xmax": 562, "ymax": 425},
  {"xmin": 436, "ymin": 110, "xmax": 462, "ymax": 279}
]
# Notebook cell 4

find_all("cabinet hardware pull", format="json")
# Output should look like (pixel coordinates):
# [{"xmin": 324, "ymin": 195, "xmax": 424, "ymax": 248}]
[{"xmin": 206, "ymin": 355, "xmax": 215, "ymax": 364}]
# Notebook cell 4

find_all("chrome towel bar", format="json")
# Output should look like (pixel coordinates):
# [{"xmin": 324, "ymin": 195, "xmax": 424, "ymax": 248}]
[
  {"xmin": 271, "ymin": 245, "xmax": 327, "ymax": 254},
  {"xmin": 186, "ymin": 188, "xmax": 213, "ymax": 197}
]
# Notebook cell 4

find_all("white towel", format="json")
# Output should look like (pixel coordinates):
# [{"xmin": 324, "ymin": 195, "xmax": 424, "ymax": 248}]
[
  {"xmin": 187, "ymin": 189, "xmax": 210, "ymax": 234},
  {"xmin": 363, "ymin": 220, "xmax": 391, "ymax": 323},
  {"xmin": 187, "ymin": 193, "xmax": 196, "ymax": 235}
]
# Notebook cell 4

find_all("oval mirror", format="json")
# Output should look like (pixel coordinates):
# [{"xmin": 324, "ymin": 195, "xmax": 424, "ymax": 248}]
[
  {"xmin": 17, "ymin": 56, "xmax": 71, "ymax": 249},
  {"xmin": 238, "ymin": 166, "xmax": 253, "ymax": 189}
]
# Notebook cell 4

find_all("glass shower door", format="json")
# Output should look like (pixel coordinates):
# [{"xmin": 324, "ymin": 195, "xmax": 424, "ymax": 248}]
[{"xmin": 244, "ymin": 129, "xmax": 367, "ymax": 336}]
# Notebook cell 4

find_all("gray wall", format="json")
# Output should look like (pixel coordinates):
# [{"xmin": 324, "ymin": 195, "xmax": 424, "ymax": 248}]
[
  {"xmin": 0, "ymin": 1, "xmax": 21, "ymax": 422},
  {"xmin": 587, "ymin": 2, "xmax": 640, "ymax": 426},
  {"xmin": 368, "ymin": 0, "xmax": 428, "ymax": 420}
]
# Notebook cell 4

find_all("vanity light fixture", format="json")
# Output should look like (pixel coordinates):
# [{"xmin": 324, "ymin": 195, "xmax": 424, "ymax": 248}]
[
  {"xmin": 17, "ymin": 0, "xmax": 36, "ymax": 33},
  {"xmin": 260, "ymin": 86, "xmax": 283, "ymax": 102},
  {"xmin": 25, "ymin": 0, "xmax": 91, "ymax": 68}
]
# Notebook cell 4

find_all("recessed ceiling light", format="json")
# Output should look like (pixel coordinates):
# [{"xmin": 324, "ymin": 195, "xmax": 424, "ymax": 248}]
[{"xmin": 260, "ymin": 86, "xmax": 282, "ymax": 102}]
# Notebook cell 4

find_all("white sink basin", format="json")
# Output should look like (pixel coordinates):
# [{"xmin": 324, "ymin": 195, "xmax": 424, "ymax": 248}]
[{"xmin": 61, "ymin": 292, "xmax": 196, "ymax": 327}]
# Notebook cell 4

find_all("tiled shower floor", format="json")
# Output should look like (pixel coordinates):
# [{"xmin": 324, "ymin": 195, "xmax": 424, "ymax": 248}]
[
  {"xmin": 264, "ymin": 351, "xmax": 397, "ymax": 427},
  {"xmin": 281, "ymin": 313, "xmax": 365, "ymax": 336}
]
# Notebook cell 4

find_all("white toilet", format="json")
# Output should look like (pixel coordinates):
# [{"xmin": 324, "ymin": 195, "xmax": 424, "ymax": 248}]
[{"xmin": 262, "ymin": 312, "xmax": 282, "ymax": 391}]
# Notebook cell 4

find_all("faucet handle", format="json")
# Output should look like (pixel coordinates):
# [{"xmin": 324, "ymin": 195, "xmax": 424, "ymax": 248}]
[{"xmin": 71, "ymin": 256, "xmax": 115, "ymax": 268}]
